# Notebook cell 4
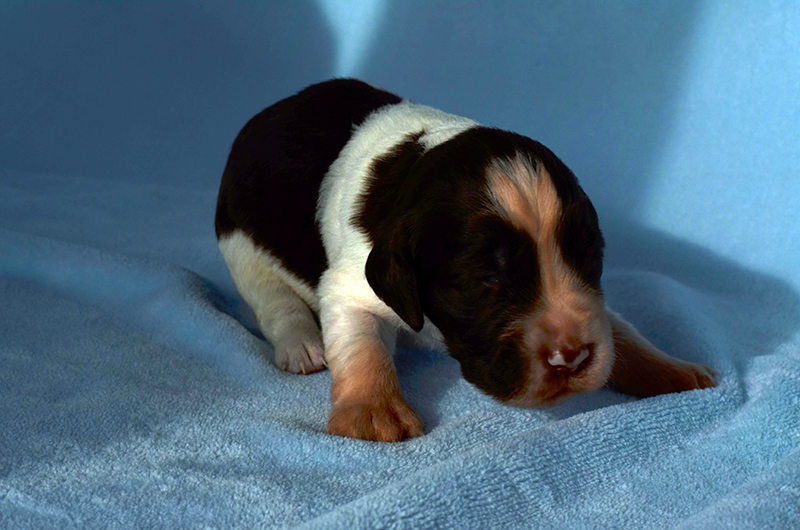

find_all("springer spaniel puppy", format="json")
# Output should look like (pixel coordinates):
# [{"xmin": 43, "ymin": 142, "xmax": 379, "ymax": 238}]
[{"xmin": 215, "ymin": 79, "xmax": 716, "ymax": 442}]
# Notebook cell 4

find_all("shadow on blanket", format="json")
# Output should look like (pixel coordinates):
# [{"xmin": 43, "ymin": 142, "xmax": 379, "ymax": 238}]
[{"xmin": 603, "ymin": 216, "xmax": 800, "ymax": 361}]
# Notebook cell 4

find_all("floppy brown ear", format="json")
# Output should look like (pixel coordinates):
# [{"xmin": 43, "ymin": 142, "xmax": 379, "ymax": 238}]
[{"xmin": 365, "ymin": 240, "xmax": 424, "ymax": 332}]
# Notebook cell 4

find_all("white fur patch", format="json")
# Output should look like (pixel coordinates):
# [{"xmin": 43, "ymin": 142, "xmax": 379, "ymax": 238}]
[
  {"xmin": 218, "ymin": 230, "xmax": 318, "ymax": 311},
  {"xmin": 218, "ymin": 230, "xmax": 324, "ymax": 374}
]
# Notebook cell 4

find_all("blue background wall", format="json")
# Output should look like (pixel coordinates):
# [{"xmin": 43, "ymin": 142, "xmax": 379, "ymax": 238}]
[{"xmin": 2, "ymin": 1, "xmax": 797, "ymax": 288}]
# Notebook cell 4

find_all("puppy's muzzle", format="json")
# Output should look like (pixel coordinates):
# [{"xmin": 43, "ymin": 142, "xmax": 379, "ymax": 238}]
[{"xmin": 543, "ymin": 342, "xmax": 594, "ymax": 374}]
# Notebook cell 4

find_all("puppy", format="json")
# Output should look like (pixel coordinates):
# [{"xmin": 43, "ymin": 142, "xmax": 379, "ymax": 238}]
[{"xmin": 215, "ymin": 79, "xmax": 716, "ymax": 442}]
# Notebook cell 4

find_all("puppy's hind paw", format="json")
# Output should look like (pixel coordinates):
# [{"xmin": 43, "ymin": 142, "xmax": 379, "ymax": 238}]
[
  {"xmin": 642, "ymin": 360, "xmax": 717, "ymax": 398},
  {"xmin": 275, "ymin": 332, "xmax": 326, "ymax": 375},
  {"xmin": 672, "ymin": 361, "xmax": 717, "ymax": 392}
]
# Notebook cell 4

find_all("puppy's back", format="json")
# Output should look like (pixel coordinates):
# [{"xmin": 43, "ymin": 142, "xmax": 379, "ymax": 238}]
[{"xmin": 215, "ymin": 79, "xmax": 402, "ymax": 286}]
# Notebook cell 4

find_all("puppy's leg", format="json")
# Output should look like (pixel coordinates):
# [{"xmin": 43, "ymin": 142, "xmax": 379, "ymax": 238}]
[
  {"xmin": 218, "ymin": 231, "xmax": 325, "ymax": 374},
  {"xmin": 322, "ymin": 308, "xmax": 423, "ymax": 442},
  {"xmin": 607, "ymin": 309, "xmax": 716, "ymax": 397}
]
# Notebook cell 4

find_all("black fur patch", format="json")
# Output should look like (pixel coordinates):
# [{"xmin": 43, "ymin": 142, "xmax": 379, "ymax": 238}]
[
  {"xmin": 557, "ymin": 197, "xmax": 604, "ymax": 290},
  {"xmin": 357, "ymin": 132, "xmax": 427, "ymax": 331},
  {"xmin": 421, "ymin": 215, "xmax": 540, "ymax": 400},
  {"xmin": 215, "ymin": 79, "xmax": 402, "ymax": 286}
]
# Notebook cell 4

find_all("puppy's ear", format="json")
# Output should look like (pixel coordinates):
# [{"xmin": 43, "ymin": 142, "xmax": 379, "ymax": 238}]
[{"xmin": 365, "ymin": 239, "xmax": 424, "ymax": 332}]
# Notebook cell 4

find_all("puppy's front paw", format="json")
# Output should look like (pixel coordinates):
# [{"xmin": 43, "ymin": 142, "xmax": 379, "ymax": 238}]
[{"xmin": 328, "ymin": 398, "xmax": 423, "ymax": 442}]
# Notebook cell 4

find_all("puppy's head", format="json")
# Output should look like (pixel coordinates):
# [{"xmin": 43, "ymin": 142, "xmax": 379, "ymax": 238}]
[{"xmin": 359, "ymin": 127, "xmax": 613, "ymax": 407}]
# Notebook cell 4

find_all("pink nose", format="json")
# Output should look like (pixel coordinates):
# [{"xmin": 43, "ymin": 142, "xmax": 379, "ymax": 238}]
[{"xmin": 544, "ymin": 342, "xmax": 594, "ymax": 373}]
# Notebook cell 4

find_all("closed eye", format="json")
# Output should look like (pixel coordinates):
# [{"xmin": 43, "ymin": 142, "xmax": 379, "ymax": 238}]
[
  {"xmin": 480, "ymin": 246, "xmax": 509, "ymax": 286},
  {"xmin": 481, "ymin": 273, "xmax": 500, "ymax": 286}
]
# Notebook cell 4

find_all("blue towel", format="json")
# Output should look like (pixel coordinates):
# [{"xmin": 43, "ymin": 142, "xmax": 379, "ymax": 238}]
[{"xmin": 1, "ymin": 2, "xmax": 798, "ymax": 528}]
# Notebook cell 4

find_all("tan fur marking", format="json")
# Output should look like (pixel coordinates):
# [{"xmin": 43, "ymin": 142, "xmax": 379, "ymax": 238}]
[
  {"xmin": 327, "ymin": 339, "xmax": 423, "ymax": 442},
  {"xmin": 329, "ymin": 339, "xmax": 398, "ymax": 404},
  {"xmin": 487, "ymin": 156, "xmax": 561, "ymax": 242}
]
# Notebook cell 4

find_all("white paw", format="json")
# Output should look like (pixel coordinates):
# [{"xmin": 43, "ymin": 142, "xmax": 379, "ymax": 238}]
[{"xmin": 275, "ymin": 331, "xmax": 326, "ymax": 375}]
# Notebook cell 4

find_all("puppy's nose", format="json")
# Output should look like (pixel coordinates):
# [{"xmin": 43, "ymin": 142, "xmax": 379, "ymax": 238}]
[{"xmin": 546, "ymin": 343, "xmax": 593, "ymax": 373}]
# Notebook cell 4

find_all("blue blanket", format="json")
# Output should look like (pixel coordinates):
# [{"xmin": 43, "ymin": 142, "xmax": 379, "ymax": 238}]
[{"xmin": 2, "ymin": 2, "xmax": 799, "ymax": 529}]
